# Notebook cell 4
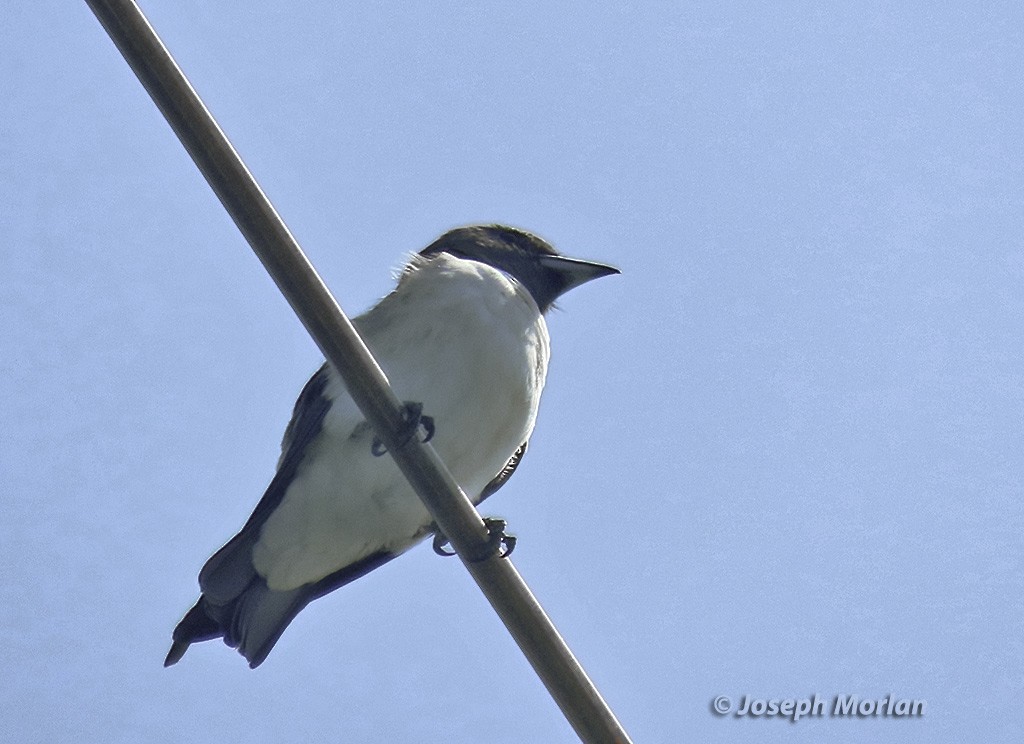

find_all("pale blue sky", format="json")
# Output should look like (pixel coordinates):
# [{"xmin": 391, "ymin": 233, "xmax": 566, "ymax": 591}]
[{"xmin": 2, "ymin": 2, "xmax": 1022, "ymax": 742}]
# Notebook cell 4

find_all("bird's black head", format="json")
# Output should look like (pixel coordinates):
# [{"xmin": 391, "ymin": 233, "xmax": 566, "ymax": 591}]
[{"xmin": 420, "ymin": 225, "xmax": 619, "ymax": 313}]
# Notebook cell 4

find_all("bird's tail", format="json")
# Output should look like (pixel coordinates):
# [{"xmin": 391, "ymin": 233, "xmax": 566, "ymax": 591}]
[
  {"xmin": 164, "ymin": 549, "xmax": 403, "ymax": 668},
  {"xmin": 163, "ymin": 582, "xmax": 309, "ymax": 669},
  {"xmin": 163, "ymin": 598, "xmax": 223, "ymax": 666}
]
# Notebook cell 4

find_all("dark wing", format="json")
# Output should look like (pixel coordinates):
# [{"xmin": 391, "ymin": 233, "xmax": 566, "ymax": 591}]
[
  {"xmin": 166, "ymin": 364, "xmax": 392, "ymax": 668},
  {"xmin": 199, "ymin": 363, "xmax": 333, "ymax": 598},
  {"xmin": 478, "ymin": 441, "xmax": 528, "ymax": 504}
]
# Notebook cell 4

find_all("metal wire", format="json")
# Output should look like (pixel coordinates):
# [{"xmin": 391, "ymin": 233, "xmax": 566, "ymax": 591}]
[{"xmin": 84, "ymin": 1, "xmax": 632, "ymax": 742}]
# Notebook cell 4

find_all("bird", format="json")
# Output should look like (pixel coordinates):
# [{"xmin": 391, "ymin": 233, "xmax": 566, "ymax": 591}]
[{"xmin": 164, "ymin": 224, "xmax": 619, "ymax": 668}]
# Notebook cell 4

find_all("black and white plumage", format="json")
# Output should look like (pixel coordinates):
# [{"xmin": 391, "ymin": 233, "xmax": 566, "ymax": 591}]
[{"xmin": 165, "ymin": 225, "xmax": 618, "ymax": 668}]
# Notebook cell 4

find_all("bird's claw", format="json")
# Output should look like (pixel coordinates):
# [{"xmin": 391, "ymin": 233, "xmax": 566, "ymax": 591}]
[
  {"xmin": 484, "ymin": 518, "xmax": 517, "ymax": 559},
  {"xmin": 432, "ymin": 517, "xmax": 516, "ymax": 561},
  {"xmin": 371, "ymin": 402, "xmax": 435, "ymax": 456},
  {"xmin": 432, "ymin": 532, "xmax": 457, "ymax": 557}
]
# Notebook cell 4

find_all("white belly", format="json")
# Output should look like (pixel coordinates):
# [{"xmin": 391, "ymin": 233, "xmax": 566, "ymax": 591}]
[{"xmin": 252, "ymin": 254, "xmax": 549, "ymax": 590}]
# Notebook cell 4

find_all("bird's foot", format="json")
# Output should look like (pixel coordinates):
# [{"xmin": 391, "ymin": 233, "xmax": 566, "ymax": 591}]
[
  {"xmin": 371, "ymin": 401, "xmax": 435, "ymax": 456},
  {"xmin": 484, "ymin": 518, "xmax": 517, "ymax": 559},
  {"xmin": 432, "ymin": 517, "xmax": 516, "ymax": 561},
  {"xmin": 431, "ymin": 531, "xmax": 457, "ymax": 557}
]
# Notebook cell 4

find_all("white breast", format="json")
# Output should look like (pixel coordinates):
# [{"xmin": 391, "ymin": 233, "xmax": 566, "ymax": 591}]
[{"xmin": 253, "ymin": 254, "xmax": 550, "ymax": 590}]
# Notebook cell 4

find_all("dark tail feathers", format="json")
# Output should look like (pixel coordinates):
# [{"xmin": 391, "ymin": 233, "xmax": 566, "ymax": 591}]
[{"xmin": 164, "ymin": 549, "xmax": 402, "ymax": 668}]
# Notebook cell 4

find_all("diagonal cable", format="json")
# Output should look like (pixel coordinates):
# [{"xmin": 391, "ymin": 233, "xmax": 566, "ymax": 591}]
[{"xmin": 84, "ymin": 2, "xmax": 632, "ymax": 742}]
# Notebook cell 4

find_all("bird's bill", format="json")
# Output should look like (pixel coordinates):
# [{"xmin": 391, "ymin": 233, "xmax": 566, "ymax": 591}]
[{"xmin": 538, "ymin": 254, "xmax": 620, "ymax": 296}]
